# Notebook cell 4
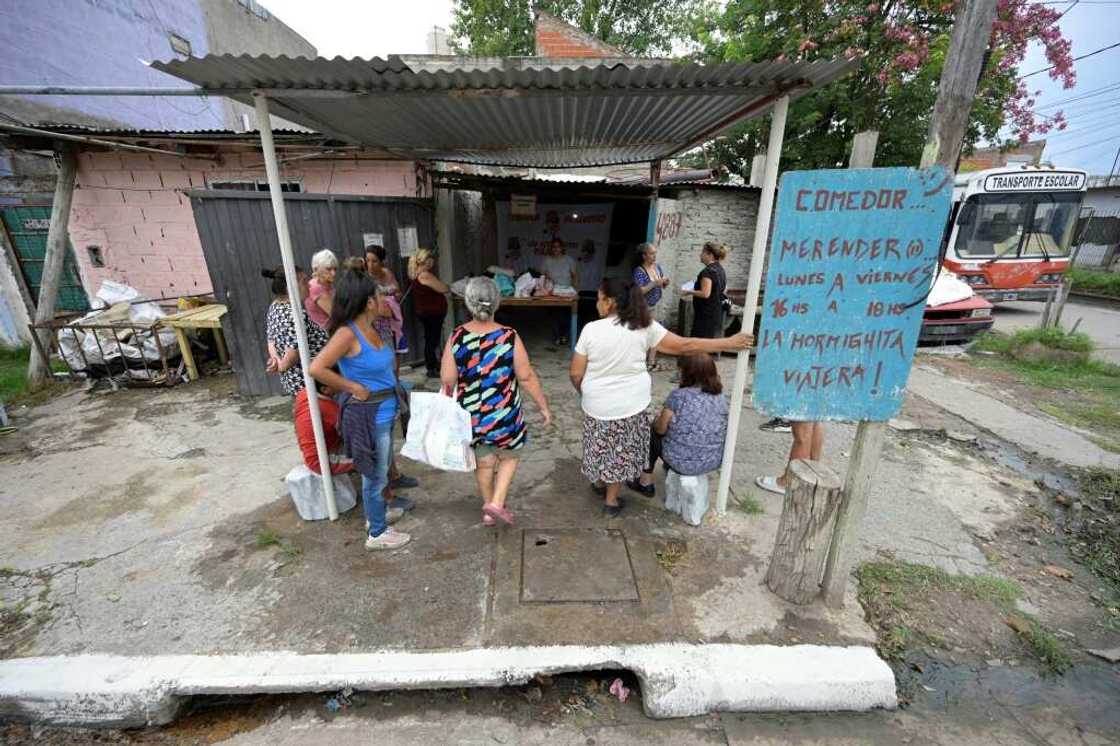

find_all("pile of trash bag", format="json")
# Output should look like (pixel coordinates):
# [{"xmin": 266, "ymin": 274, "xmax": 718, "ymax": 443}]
[{"xmin": 55, "ymin": 281, "xmax": 178, "ymax": 379}]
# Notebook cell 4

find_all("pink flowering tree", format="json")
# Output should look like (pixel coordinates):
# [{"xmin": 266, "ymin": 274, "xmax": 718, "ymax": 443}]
[{"xmin": 687, "ymin": 0, "xmax": 1075, "ymax": 174}]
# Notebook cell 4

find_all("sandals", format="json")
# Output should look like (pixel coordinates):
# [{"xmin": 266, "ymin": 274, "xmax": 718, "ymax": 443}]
[
  {"xmin": 482, "ymin": 512, "xmax": 496, "ymax": 527},
  {"xmin": 483, "ymin": 503, "xmax": 515, "ymax": 526}
]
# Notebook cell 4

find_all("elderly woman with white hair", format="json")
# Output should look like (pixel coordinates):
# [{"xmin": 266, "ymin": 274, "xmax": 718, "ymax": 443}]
[
  {"xmin": 441, "ymin": 277, "xmax": 551, "ymax": 527},
  {"xmin": 305, "ymin": 248, "xmax": 338, "ymax": 330}
]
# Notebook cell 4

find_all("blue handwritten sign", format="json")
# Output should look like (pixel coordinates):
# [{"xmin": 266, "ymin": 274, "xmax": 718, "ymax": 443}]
[{"xmin": 753, "ymin": 167, "xmax": 953, "ymax": 422}]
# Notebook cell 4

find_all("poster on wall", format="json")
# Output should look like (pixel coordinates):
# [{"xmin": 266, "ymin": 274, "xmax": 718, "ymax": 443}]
[
  {"xmin": 397, "ymin": 226, "xmax": 418, "ymax": 257},
  {"xmin": 496, "ymin": 201, "xmax": 613, "ymax": 292}
]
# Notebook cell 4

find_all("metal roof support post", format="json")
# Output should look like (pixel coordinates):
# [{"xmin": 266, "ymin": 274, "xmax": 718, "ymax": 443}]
[
  {"xmin": 715, "ymin": 94, "xmax": 789, "ymax": 515},
  {"xmin": 253, "ymin": 93, "xmax": 338, "ymax": 520}
]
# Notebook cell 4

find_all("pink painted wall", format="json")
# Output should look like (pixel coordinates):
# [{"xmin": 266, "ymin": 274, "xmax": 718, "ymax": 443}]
[{"xmin": 68, "ymin": 149, "xmax": 419, "ymax": 301}]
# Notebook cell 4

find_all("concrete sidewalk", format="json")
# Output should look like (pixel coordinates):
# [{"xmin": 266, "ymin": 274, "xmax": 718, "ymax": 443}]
[
  {"xmin": 908, "ymin": 363, "xmax": 1120, "ymax": 470},
  {"xmin": 0, "ymin": 344, "xmax": 1043, "ymax": 725}
]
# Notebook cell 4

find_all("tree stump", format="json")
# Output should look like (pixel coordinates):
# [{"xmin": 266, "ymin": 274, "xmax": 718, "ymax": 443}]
[{"xmin": 765, "ymin": 459, "xmax": 843, "ymax": 604}]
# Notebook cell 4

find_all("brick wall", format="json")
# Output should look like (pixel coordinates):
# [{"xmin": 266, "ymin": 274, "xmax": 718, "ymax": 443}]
[
  {"xmin": 68, "ymin": 149, "xmax": 418, "ymax": 301},
  {"xmin": 652, "ymin": 189, "xmax": 761, "ymax": 329},
  {"xmin": 534, "ymin": 10, "xmax": 626, "ymax": 58}
]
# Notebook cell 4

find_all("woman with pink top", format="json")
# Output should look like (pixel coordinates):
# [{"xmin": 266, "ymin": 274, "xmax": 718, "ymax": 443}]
[
  {"xmin": 365, "ymin": 245, "xmax": 407, "ymax": 355},
  {"xmin": 304, "ymin": 249, "xmax": 338, "ymax": 330}
]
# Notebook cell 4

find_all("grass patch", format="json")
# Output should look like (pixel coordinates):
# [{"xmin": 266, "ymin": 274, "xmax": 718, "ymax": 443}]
[
  {"xmin": 1069, "ymin": 267, "xmax": 1120, "ymax": 299},
  {"xmin": 1069, "ymin": 468, "xmax": 1120, "ymax": 590},
  {"xmin": 969, "ymin": 330, "xmax": 1120, "ymax": 443},
  {"xmin": 858, "ymin": 560, "xmax": 1023, "ymax": 610},
  {"xmin": 655, "ymin": 540, "xmax": 689, "ymax": 573},
  {"xmin": 254, "ymin": 529, "xmax": 281, "ymax": 548},
  {"xmin": 858, "ymin": 560, "xmax": 1072, "ymax": 673},
  {"xmin": 0, "ymin": 346, "xmax": 70, "ymax": 407},
  {"xmin": 280, "ymin": 543, "xmax": 303, "ymax": 560},
  {"xmin": 1024, "ymin": 620, "xmax": 1073, "ymax": 673},
  {"xmin": 0, "ymin": 347, "xmax": 32, "ymax": 404},
  {"xmin": 880, "ymin": 624, "xmax": 912, "ymax": 660},
  {"xmin": 732, "ymin": 492, "xmax": 764, "ymax": 515}
]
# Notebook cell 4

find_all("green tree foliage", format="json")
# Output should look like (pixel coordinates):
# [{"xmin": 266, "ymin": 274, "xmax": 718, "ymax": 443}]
[
  {"xmin": 450, "ymin": 0, "xmax": 700, "ymax": 57},
  {"xmin": 687, "ymin": 0, "xmax": 1073, "ymax": 177}
]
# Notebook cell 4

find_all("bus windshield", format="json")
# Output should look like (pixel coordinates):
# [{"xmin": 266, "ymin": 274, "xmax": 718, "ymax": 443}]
[{"xmin": 952, "ymin": 192, "xmax": 1081, "ymax": 260}]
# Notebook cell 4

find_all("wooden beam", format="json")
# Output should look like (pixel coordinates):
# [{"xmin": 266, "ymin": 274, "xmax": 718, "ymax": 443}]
[
  {"xmin": 26, "ymin": 143, "xmax": 78, "ymax": 388},
  {"xmin": 821, "ymin": 421, "xmax": 885, "ymax": 607}
]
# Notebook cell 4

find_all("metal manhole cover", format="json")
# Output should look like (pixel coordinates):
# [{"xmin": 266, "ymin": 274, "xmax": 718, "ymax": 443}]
[{"xmin": 520, "ymin": 528, "xmax": 640, "ymax": 603}]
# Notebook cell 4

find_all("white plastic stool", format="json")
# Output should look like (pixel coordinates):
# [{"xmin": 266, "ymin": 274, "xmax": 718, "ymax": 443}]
[
  {"xmin": 285, "ymin": 465, "xmax": 357, "ymax": 520},
  {"xmin": 664, "ymin": 471, "xmax": 711, "ymax": 526}
]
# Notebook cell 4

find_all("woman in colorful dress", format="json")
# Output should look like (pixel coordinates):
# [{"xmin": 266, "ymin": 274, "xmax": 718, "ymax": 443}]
[
  {"xmin": 570, "ymin": 278, "xmax": 751, "ymax": 517},
  {"xmin": 441, "ymin": 277, "xmax": 551, "ymax": 527},
  {"xmin": 263, "ymin": 265, "xmax": 329, "ymax": 396},
  {"xmin": 632, "ymin": 242, "xmax": 670, "ymax": 370}
]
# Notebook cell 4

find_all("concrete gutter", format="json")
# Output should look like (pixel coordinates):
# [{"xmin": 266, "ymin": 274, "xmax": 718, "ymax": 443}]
[{"xmin": 0, "ymin": 644, "xmax": 896, "ymax": 727}]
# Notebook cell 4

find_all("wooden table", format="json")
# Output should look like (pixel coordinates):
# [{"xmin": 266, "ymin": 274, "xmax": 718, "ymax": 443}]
[
  {"xmin": 452, "ymin": 295, "xmax": 578, "ymax": 350},
  {"xmin": 160, "ymin": 304, "xmax": 229, "ymax": 381}
]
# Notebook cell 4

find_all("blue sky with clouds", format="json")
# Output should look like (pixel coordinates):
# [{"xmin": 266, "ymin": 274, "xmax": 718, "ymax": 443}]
[{"xmin": 1016, "ymin": 1, "xmax": 1120, "ymax": 174}]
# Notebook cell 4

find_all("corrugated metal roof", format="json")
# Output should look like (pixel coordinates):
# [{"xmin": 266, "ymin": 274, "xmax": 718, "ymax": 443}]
[
  {"xmin": 40, "ymin": 124, "xmax": 316, "ymax": 137},
  {"xmin": 151, "ymin": 54, "xmax": 856, "ymax": 168}
]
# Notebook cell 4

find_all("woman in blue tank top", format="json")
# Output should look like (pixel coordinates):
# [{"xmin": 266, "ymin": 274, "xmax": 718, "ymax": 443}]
[{"xmin": 310, "ymin": 268, "xmax": 411, "ymax": 552}]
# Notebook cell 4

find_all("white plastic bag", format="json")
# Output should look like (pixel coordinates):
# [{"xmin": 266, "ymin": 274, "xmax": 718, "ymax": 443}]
[
  {"xmin": 400, "ymin": 391, "xmax": 476, "ymax": 472},
  {"xmin": 664, "ymin": 471, "xmax": 710, "ymax": 526},
  {"xmin": 514, "ymin": 272, "xmax": 536, "ymax": 298}
]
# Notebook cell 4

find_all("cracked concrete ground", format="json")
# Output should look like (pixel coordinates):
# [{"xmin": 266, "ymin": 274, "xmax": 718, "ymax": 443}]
[{"xmin": 0, "ymin": 345, "xmax": 1031, "ymax": 660}]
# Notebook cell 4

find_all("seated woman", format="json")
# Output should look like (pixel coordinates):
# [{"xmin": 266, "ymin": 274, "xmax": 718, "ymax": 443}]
[{"xmin": 627, "ymin": 354, "xmax": 728, "ymax": 498}]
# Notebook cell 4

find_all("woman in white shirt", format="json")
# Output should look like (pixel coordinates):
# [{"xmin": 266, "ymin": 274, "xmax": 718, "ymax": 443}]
[{"xmin": 570, "ymin": 278, "xmax": 752, "ymax": 516}]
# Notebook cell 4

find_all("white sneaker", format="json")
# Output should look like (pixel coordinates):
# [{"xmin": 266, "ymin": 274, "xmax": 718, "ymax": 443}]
[
  {"xmin": 364, "ymin": 527, "xmax": 411, "ymax": 551},
  {"xmin": 365, "ymin": 508, "xmax": 403, "ymax": 532},
  {"xmin": 755, "ymin": 475, "xmax": 786, "ymax": 496}
]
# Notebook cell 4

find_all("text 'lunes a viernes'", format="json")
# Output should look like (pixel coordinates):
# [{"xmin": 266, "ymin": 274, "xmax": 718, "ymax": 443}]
[{"xmin": 753, "ymin": 167, "xmax": 953, "ymax": 422}]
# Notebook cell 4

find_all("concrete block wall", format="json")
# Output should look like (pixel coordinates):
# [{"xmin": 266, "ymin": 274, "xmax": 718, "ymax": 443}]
[
  {"xmin": 652, "ymin": 189, "xmax": 761, "ymax": 330},
  {"xmin": 68, "ymin": 150, "xmax": 418, "ymax": 301}
]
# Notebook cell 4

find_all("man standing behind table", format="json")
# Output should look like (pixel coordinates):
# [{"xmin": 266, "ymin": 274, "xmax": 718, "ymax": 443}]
[{"xmin": 539, "ymin": 238, "xmax": 579, "ymax": 346}]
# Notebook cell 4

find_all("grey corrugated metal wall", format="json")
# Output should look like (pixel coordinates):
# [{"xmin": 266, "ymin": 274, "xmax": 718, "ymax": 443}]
[{"xmin": 188, "ymin": 191, "xmax": 434, "ymax": 396}]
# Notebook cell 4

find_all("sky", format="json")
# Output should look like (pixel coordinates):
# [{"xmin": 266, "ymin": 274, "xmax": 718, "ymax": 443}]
[
  {"xmin": 1016, "ymin": 1, "xmax": 1120, "ymax": 175},
  {"xmin": 260, "ymin": 0, "xmax": 1120, "ymax": 176},
  {"xmin": 259, "ymin": 0, "xmax": 455, "ymax": 58}
]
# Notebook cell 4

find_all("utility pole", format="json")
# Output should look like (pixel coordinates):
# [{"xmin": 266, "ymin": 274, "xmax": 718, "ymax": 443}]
[
  {"xmin": 822, "ymin": 0, "xmax": 999, "ymax": 608},
  {"xmin": 921, "ymin": 0, "xmax": 999, "ymax": 169},
  {"xmin": 27, "ymin": 143, "xmax": 78, "ymax": 388}
]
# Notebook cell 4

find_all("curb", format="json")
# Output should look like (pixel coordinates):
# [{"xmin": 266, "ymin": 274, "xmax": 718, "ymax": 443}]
[{"xmin": 0, "ymin": 643, "xmax": 896, "ymax": 727}]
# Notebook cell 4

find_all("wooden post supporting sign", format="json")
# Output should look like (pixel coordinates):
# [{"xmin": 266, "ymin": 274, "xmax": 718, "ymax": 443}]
[{"xmin": 766, "ymin": 459, "xmax": 843, "ymax": 604}]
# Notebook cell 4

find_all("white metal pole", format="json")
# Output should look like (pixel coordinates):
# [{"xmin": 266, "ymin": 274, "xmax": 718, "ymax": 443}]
[
  {"xmin": 715, "ymin": 95, "xmax": 789, "ymax": 515},
  {"xmin": 254, "ymin": 93, "xmax": 338, "ymax": 520}
]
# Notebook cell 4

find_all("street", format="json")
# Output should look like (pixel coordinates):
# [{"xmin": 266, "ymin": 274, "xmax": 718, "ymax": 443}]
[{"xmin": 993, "ymin": 297, "xmax": 1120, "ymax": 364}]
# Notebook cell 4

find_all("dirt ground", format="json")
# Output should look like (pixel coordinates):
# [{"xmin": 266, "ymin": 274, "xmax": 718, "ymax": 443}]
[{"xmin": 1, "ymin": 341, "xmax": 1119, "ymax": 741}]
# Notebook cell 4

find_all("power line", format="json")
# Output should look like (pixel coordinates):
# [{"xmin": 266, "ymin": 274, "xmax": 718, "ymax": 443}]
[
  {"xmin": 1022, "ymin": 41, "xmax": 1120, "ymax": 78},
  {"xmin": 1049, "ymin": 135, "xmax": 1120, "ymax": 157},
  {"xmin": 1036, "ymin": 83, "xmax": 1120, "ymax": 110}
]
